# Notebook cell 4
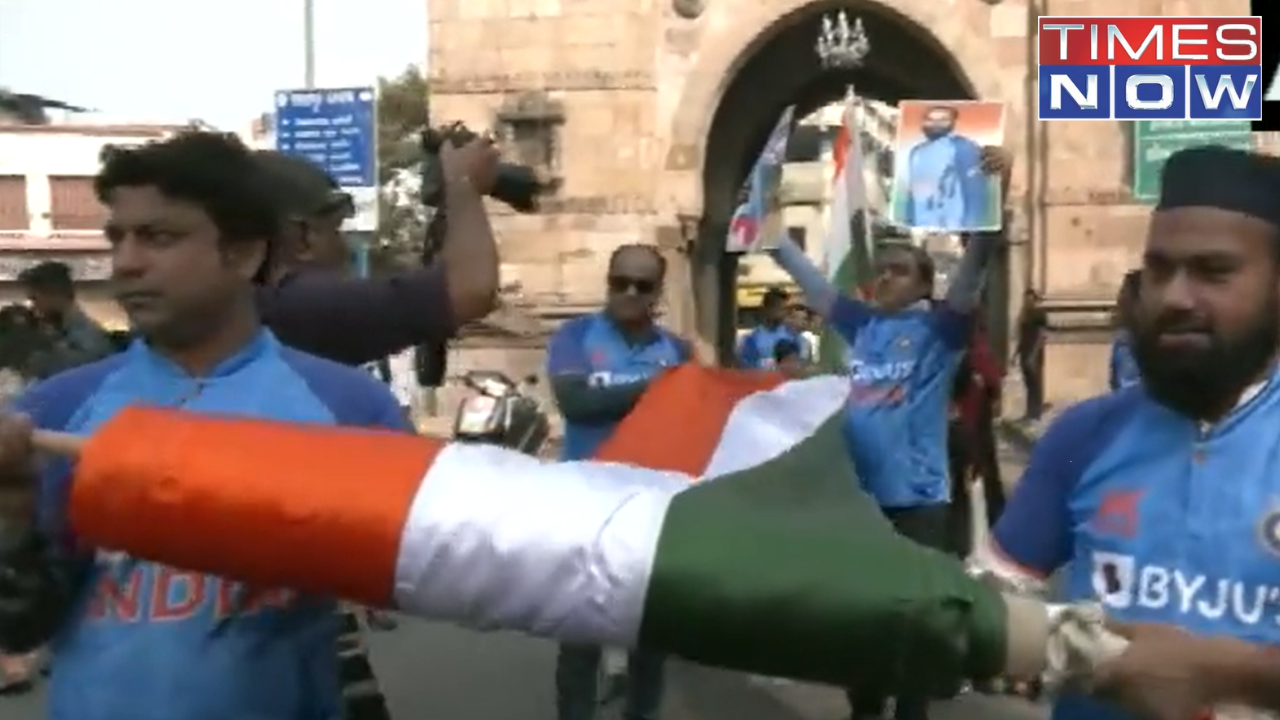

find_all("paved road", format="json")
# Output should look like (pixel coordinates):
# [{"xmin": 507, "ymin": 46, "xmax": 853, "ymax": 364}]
[
  {"xmin": 2, "ymin": 439, "xmax": 1043, "ymax": 720},
  {"xmin": 1, "ymin": 621, "xmax": 1046, "ymax": 720}
]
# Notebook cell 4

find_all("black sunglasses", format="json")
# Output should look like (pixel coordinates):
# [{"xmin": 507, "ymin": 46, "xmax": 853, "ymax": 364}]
[{"xmin": 607, "ymin": 275, "xmax": 659, "ymax": 295}]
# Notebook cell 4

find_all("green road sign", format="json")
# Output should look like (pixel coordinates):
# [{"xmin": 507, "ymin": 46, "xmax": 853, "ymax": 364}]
[{"xmin": 1131, "ymin": 120, "xmax": 1254, "ymax": 204}]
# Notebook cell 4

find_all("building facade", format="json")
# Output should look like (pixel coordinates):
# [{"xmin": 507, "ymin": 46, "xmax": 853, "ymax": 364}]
[
  {"xmin": 0, "ymin": 123, "xmax": 188, "ymax": 326},
  {"xmin": 426, "ymin": 0, "xmax": 1262, "ymax": 404}
]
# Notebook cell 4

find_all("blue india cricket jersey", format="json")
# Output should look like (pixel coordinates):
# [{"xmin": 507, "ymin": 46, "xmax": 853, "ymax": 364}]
[
  {"xmin": 827, "ymin": 297, "xmax": 969, "ymax": 507},
  {"xmin": 736, "ymin": 324, "xmax": 809, "ymax": 369},
  {"xmin": 993, "ymin": 373, "xmax": 1280, "ymax": 720},
  {"xmin": 547, "ymin": 313, "xmax": 689, "ymax": 460},
  {"xmin": 16, "ymin": 330, "xmax": 410, "ymax": 720}
]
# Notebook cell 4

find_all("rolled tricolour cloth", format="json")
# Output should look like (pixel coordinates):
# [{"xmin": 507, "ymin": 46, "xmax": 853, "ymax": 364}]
[{"xmin": 65, "ymin": 365, "xmax": 1049, "ymax": 690}]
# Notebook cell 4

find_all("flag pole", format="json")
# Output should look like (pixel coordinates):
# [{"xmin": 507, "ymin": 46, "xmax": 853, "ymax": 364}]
[{"xmin": 847, "ymin": 85, "xmax": 873, "ymax": 268}]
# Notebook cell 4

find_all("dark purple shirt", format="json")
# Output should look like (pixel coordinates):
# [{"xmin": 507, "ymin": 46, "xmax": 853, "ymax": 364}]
[{"xmin": 256, "ymin": 265, "xmax": 457, "ymax": 366}]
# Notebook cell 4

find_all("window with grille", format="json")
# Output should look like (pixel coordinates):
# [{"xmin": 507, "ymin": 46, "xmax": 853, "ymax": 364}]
[
  {"xmin": 0, "ymin": 176, "xmax": 28, "ymax": 230},
  {"xmin": 48, "ymin": 176, "xmax": 107, "ymax": 231},
  {"xmin": 510, "ymin": 123, "xmax": 552, "ymax": 170}
]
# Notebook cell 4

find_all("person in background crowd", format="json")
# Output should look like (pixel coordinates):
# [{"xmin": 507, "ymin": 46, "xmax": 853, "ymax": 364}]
[
  {"xmin": 976, "ymin": 146, "xmax": 1280, "ymax": 720},
  {"xmin": 0, "ymin": 303, "xmax": 44, "ymax": 694},
  {"xmin": 784, "ymin": 303, "xmax": 818, "ymax": 362},
  {"xmin": 0, "ymin": 130, "xmax": 411, "ymax": 719},
  {"xmin": 1109, "ymin": 269, "xmax": 1141, "ymax": 391},
  {"xmin": 769, "ymin": 145, "xmax": 1009, "ymax": 720},
  {"xmin": 18, "ymin": 261, "xmax": 114, "ymax": 375},
  {"xmin": 251, "ymin": 149, "xmax": 408, "ymax": 720},
  {"xmin": 966, "ymin": 314, "xmax": 1005, "ymax": 527},
  {"xmin": 773, "ymin": 337, "xmax": 807, "ymax": 379},
  {"xmin": 737, "ymin": 287, "xmax": 806, "ymax": 369},
  {"xmin": 0, "ymin": 304, "xmax": 54, "ymax": 385},
  {"xmin": 546, "ymin": 243, "xmax": 690, "ymax": 720},
  {"xmin": 253, "ymin": 134, "xmax": 500, "ymax": 366},
  {"xmin": 1012, "ymin": 288, "xmax": 1046, "ymax": 421},
  {"xmin": 947, "ymin": 312, "xmax": 1005, "ymax": 557}
]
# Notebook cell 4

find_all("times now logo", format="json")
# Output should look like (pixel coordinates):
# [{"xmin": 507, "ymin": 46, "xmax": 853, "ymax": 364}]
[{"xmin": 1037, "ymin": 17, "xmax": 1262, "ymax": 121}]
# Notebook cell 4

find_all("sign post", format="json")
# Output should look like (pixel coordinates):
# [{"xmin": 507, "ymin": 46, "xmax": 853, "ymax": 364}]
[
  {"xmin": 1130, "ymin": 120, "xmax": 1254, "ymax": 203},
  {"xmin": 273, "ymin": 86, "xmax": 378, "ymax": 234}
]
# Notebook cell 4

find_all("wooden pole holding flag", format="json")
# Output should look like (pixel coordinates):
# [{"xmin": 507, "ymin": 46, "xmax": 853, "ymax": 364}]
[{"xmin": 32, "ymin": 429, "xmax": 83, "ymax": 458}]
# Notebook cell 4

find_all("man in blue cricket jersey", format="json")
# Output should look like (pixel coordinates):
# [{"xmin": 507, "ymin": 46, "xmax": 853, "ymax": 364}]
[
  {"xmin": 737, "ymin": 287, "xmax": 809, "ymax": 369},
  {"xmin": 0, "ymin": 132, "xmax": 410, "ymax": 720},
  {"xmin": 974, "ymin": 146, "xmax": 1280, "ymax": 720},
  {"xmin": 546, "ymin": 243, "xmax": 691, "ymax": 720},
  {"xmin": 770, "ymin": 146, "xmax": 1008, "ymax": 720},
  {"xmin": 1109, "ymin": 269, "xmax": 1141, "ymax": 391},
  {"xmin": 901, "ymin": 106, "xmax": 989, "ymax": 232}
]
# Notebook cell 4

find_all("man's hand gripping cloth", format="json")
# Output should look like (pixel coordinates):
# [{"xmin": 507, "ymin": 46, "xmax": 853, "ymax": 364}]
[
  {"xmin": 64, "ymin": 365, "xmax": 1050, "ymax": 690},
  {"xmin": 968, "ymin": 543, "xmax": 1128, "ymax": 695}
]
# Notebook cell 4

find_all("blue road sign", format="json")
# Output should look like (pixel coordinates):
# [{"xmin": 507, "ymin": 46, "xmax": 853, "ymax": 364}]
[{"xmin": 274, "ymin": 86, "xmax": 378, "ymax": 230}]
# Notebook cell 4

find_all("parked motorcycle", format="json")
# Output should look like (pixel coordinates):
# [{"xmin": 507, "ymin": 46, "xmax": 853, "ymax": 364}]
[{"xmin": 451, "ymin": 370, "xmax": 551, "ymax": 455}]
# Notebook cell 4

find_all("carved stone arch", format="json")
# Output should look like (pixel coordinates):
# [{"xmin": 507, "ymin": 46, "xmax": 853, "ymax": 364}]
[{"xmin": 658, "ymin": 0, "xmax": 1010, "ymax": 218}]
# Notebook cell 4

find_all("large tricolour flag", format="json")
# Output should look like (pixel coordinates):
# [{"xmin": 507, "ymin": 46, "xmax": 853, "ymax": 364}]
[
  {"xmin": 66, "ymin": 367, "xmax": 1046, "ymax": 689},
  {"xmin": 819, "ymin": 95, "xmax": 877, "ymax": 370}
]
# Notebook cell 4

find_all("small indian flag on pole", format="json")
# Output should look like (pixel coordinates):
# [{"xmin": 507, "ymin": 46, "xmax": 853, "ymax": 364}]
[
  {"xmin": 727, "ymin": 106, "xmax": 795, "ymax": 254},
  {"xmin": 819, "ymin": 89, "xmax": 878, "ymax": 370}
]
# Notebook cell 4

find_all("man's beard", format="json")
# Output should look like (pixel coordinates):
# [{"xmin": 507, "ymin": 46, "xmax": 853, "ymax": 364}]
[
  {"xmin": 1133, "ymin": 298, "xmax": 1279, "ymax": 418},
  {"xmin": 921, "ymin": 127, "xmax": 951, "ymax": 140}
]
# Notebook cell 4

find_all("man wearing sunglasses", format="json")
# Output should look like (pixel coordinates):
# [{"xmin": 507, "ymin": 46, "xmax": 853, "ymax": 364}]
[
  {"xmin": 545, "ymin": 244, "xmax": 691, "ymax": 720},
  {"xmin": 253, "ymin": 137, "xmax": 500, "ymax": 366}
]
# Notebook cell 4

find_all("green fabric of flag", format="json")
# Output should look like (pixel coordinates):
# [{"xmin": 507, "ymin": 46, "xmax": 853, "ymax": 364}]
[{"xmin": 637, "ymin": 410, "xmax": 1007, "ymax": 693}]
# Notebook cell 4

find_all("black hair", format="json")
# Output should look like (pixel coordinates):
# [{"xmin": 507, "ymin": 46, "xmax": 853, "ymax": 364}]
[
  {"xmin": 877, "ymin": 241, "xmax": 936, "ymax": 297},
  {"xmin": 608, "ymin": 244, "xmax": 667, "ymax": 279},
  {"xmin": 18, "ymin": 261, "xmax": 74, "ymax": 297},
  {"xmin": 772, "ymin": 338, "xmax": 801, "ymax": 363},
  {"xmin": 95, "ymin": 131, "xmax": 280, "ymax": 247},
  {"xmin": 762, "ymin": 287, "xmax": 789, "ymax": 308}
]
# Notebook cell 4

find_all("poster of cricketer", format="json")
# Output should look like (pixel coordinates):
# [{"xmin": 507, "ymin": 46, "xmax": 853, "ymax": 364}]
[
  {"xmin": 726, "ymin": 106, "xmax": 794, "ymax": 253},
  {"xmin": 888, "ymin": 100, "xmax": 1005, "ymax": 233}
]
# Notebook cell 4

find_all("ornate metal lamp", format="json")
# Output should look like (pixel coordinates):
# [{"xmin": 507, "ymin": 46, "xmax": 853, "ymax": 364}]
[{"xmin": 815, "ymin": 10, "xmax": 871, "ymax": 70}]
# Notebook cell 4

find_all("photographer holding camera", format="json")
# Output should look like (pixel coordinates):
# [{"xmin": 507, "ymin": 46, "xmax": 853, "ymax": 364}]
[{"xmin": 256, "ymin": 132, "xmax": 502, "ymax": 365}]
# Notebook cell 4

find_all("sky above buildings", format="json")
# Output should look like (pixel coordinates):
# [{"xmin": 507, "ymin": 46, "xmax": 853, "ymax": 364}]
[{"xmin": 0, "ymin": 0, "xmax": 426, "ymax": 130}]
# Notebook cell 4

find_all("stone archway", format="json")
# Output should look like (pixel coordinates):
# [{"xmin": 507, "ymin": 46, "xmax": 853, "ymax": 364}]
[
  {"xmin": 659, "ymin": 0, "xmax": 1009, "ymax": 219},
  {"xmin": 653, "ymin": 0, "xmax": 1015, "ymax": 359}
]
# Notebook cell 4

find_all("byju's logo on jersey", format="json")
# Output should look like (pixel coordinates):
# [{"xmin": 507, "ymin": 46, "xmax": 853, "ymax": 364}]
[
  {"xmin": 1091, "ymin": 552, "xmax": 1280, "ymax": 627},
  {"xmin": 848, "ymin": 359, "xmax": 916, "ymax": 385},
  {"xmin": 846, "ymin": 359, "xmax": 915, "ymax": 407},
  {"xmin": 1091, "ymin": 551, "xmax": 1136, "ymax": 608}
]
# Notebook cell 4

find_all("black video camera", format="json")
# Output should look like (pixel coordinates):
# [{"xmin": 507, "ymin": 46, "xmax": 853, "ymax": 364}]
[
  {"xmin": 413, "ymin": 122, "xmax": 545, "ymax": 389},
  {"xmin": 417, "ymin": 122, "xmax": 542, "ymax": 264}
]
